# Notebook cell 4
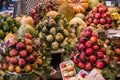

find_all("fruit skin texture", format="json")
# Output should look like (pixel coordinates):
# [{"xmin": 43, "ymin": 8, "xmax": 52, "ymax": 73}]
[
  {"xmin": 9, "ymin": 49, "xmax": 17, "ymax": 56},
  {"xmin": 90, "ymin": 36, "xmax": 97, "ymax": 43},
  {"xmin": 15, "ymin": 66, "xmax": 21, "ymax": 73},
  {"xmin": 19, "ymin": 50, "xmax": 27, "ymax": 58},
  {"xmin": 85, "ymin": 62, "xmax": 93, "ymax": 71},
  {"xmin": 10, "ymin": 57, "xmax": 18, "ymax": 64},
  {"xmin": 37, "ymin": 59, "xmax": 42, "ymax": 65},
  {"xmin": 16, "ymin": 42, "xmax": 25, "ymax": 50},
  {"xmin": 79, "ymin": 53, "xmax": 85, "ymax": 61},
  {"xmin": 78, "ymin": 62, "xmax": 86, "ymax": 69},
  {"xmin": 25, "ymin": 39, "xmax": 32, "ymax": 45},
  {"xmin": 77, "ymin": 44, "xmax": 86, "ymax": 51},
  {"xmin": 114, "ymin": 48, "xmax": 120, "ymax": 55},
  {"xmin": 25, "ymin": 33, "xmax": 32, "ymax": 39},
  {"xmin": 93, "ymin": 45, "xmax": 99, "ymax": 50},
  {"xmin": 96, "ymin": 61, "xmax": 105, "ymax": 69},
  {"xmin": 114, "ymin": 56, "xmax": 119, "ymax": 62},
  {"xmin": 25, "ymin": 65, "xmax": 32, "ymax": 72},
  {"xmin": 10, "ymin": 39, "xmax": 18, "ymax": 46},
  {"xmin": 73, "ymin": 58, "xmax": 79, "ymax": 64},
  {"xmin": 26, "ymin": 45, "xmax": 33, "ymax": 53},
  {"xmin": 97, "ymin": 52, "xmax": 104, "ymax": 58},
  {"xmin": 100, "ymin": 18, "xmax": 106, "ymax": 24},
  {"xmin": 89, "ymin": 55, "xmax": 97, "ymax": 63},
  {"xmin": 85, "ymin": 48, "xmax": 93, "ymax": 56},
  {"xmin": 2, "ymin": 63, "xmax": 8, "ymax": 69},
  {"xmin": 18, "ymin": 58, "xmax": 26, "ymax": 66},
  {"xmin": 8, "ymin": 65, "xmax": 14, "ymax": 72},
  {"xmin": 6, "ymin": 56, "xmax": 10, "ymax": 62},
  {"xmin": 85, "ymin": 41, "xmax": 93, "ymax": 48},
  {"xmin": 28, "ymin": 55, "xmax": 35, "ymax": 64}
]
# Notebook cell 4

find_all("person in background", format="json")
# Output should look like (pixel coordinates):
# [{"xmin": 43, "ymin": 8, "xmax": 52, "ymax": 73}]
[{"xmin": 0, "ymin": 0, "xmax": 3, "ymax": 11}]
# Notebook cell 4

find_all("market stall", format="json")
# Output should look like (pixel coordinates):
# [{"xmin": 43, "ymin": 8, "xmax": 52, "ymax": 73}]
[{"xmin": 0, "ymin": 0, "xmax": 120, "ymax": 80}]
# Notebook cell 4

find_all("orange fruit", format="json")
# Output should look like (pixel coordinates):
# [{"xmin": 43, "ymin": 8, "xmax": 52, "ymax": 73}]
[
  {"xmin": 115, "ymin": 48, "xmax": 120, "ymax": 55},
  {"xmin": 8, "ymin": 65, "xmax": 14, "ymax": 72},
  {"xmin": 37, "ymin": 59, "xmax": 42, "ymax": 65},
  {"xmin": 15, "ymin": 66, "xmax": 21, "ymax": 73},
  {"xmin": 25, "ymin": 65, "xmax": 32, "ymax": 72},
  {"xmin": 2, "ymin": 63, "xmax": 8, "ymax": 69}
]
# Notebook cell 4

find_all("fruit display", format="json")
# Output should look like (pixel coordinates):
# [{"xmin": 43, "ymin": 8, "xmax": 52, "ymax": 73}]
[
  {"xmin": 37, "ymin": 12, "xmax": 78, "ymax": 51},
  {"xmin": 70, "ymin": 28, "xmax": 118, "ymax": 79},
  {"xmin": 0, "ymin": 14, "xmax": 20, "ymax": 39},
  {"xmin": 85, "ymin": 3, "xmax": 116, "ymax": 29},
  {"xmin": 1, "ymin": 33, "xmax": 52, "ymax": 76},
  {"xmin": 60, "ymin": 60, "xmax": 76, "ymax": 80},
  {"xmin": 29, "ymin": 0, "xmax": 57, "ymax": 25},
  {"xmin": 68, "ymin": 0, "xmax": 89, "ymax": 13}
]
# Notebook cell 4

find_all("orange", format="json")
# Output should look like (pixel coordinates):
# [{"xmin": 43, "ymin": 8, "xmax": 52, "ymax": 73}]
[
  {"xmin": 15, "ymin": 66, "xmax": 21, "ymax": 73},
  {"xmin": 8, "ymin": 65, "xmax": 14, "ymax": 72},
  {"xmin": 115, "ymin": 48, "xmax": 120, "ymax": 55},
  {"xmin": 37, "ymin": 59, "xmax": 42, "ymax": 65},
  {"xmin": 25, "ymin": 65, "xmax": 32, "ymax": 72}
]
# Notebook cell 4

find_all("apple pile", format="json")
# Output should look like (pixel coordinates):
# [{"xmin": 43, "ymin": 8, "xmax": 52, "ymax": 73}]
[
  {"xmin": 1, "ymin": 33, "xmax": 43, "ymax": 73},
  {"xmin": 70, "ymin": 28, "xmax": 112, "ymax": 71},
  {"xmin": 85, "ymin": 3, "xmax": 115, "ymax": 29},
  {"xmin": 30, "ymin": 1, "xmax": 57, "ymax": 24}
]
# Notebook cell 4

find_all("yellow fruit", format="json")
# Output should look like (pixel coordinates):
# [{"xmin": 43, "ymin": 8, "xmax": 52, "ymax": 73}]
[
  {"xmin": 4, "ymin": 33, "xmax": 15, "ymax": 44},
  {"xmin": 25, "ymin": 65, "xmax": 32, "ymax": 72},
  {"xmin": 15, "ymin": 66, "xmax": 21, "ymax": 73},
  {"xmin": 8, "ymin": 65, "xmax": 14, "ymax": 72}
]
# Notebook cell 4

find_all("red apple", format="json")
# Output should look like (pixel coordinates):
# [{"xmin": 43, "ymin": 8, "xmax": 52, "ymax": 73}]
[
  {"xmin": 96, "ymin": 61, "xmax": 105, "ymax": 69},
  {"xmin": 18, "ymin": 58, "xmax": 26, "ymax": 66},
  {"xmin": 100, "ymin": 18, "xmax": 106, "ymax": 24},
  {"xmin": 105, "ymin": 24, "xmax": 110, "ymax": 29},
  {"xmin": 80, "ymin": 73, "xmax": 87, "ymax": 78},
  {"xmin": 9, "ymin": 49, "xmax": 17, "ymax": 56},
  {"xmin": 88, "ymin": 18, "xmax": 93, "ymax": 23},
  {"xmin": 84, "ymin": 31, "xmax": 92, "ymax": 38},
  {"xmin": 98, "ymin": 7, "xmax": 104, "ymax": 13},
  {"xmin": 79, "ymin": 37, "xmax": 86, "ymax": 44},
  {"xmin": 25, "ymin": 33, "xmax": 32, "ymax": 39},
  {"xmin": 90, "ymin": 36, "xmax": 97, "ymax": 43},
  {"xmin": 93, "ymin": 45, "xmax": 99, "ymax": 50},
  {"xmin": 93, "ymin": 19, "xmax": 99, "ymax": 25},
  {"xmin": 85, "ymin": 48, "xmax": 93, "ymax": 56},
  {"xmin": 106, "ymin": 18, "xmax": 111, "ymax": 24},
  {"xmin": 85, "ymin": 41, "xmax": 93, "ymax": 48},
  {"xmin": 97, "ymin": 52, "xmax": 104, "ymax": 58},
  {"xmin": 92, "ymin": 7, "xmax": 97, "ymax": 12},
  {"xmin": 31, "ymin": 9, "xmax": 36, "ymax": 14},
  {"xmin": 89, "ymin": 13, "xmax": 94, "ymax": 18},
  {"xmin": 34, "ymin": 14, "xmax": 39, "ymax": 19},
  {"xmin": 101, "ymin": 13, "xmax": 107, "ymax": 18},
  {"xmin": 92, "ymin": 33, "xmax": 98, "ymax": 38},
  {"xmin": 85, "ymin": 62, "xmax": 93, "ymax": 71},
  {"xmin": 10, "ymin": 57, "xmax": 18, "ymax": 64},
  {"xmin": 73, "ymin": 58, "xmax": 79, "ymax": 64},
  {"xmin": 89, "ymin": 55, "xmax": 97, "ymax": 63},
  {"xmin": 35, "ymin": 5, "xmax": 40, "ymax": 9},
  {"xmin": 101, "ymin": 47, "xmax": 106, "ymax": 54},
  {"xmin": 77, "ymin": 44, "xmax": 86, "ymax": 51},
  {"xmin": 95, "ymin": 13, "xmax": 101, "ymax": 19},
  {"xmin": 16, "ymin": 42, "xmax": 25, "ymax": 50},
  {"xmin": 79, "ymin": 53, "xmax": 85, "ymax": 61},
  {"xmin": 70, "ymin": 52, "xmax": 75, "ymax": 58},
  {"xmin": 19, "ymin": 50, "xmax": 27, "ymax": 58},
  {"xmin": 28, "ymin": 55, "xmax": 35, "ymax": 64},
  {"xmin": 78, "ymin": 62, "xmax": 86, "ymax": 69}
]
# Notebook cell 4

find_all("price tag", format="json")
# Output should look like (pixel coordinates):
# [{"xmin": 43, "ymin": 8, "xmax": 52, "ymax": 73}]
[{"xmin": 106, "ymin": 1, "xmax": 112, "ymax": 6}]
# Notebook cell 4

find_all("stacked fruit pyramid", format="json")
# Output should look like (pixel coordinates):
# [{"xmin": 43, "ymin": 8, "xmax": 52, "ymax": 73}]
[
  {"xmin": 70, "ymin": 28, "xmax": 118, "ymax": 79},
  {"xmin": 29, "ymin": 0, "xmax": 57, "ymax": 25},
  {"xmin": 37, "ymin": 12, "xmax": 78, "ymax": 51},
  {"xmin": 85, "ymin": 3, "xmax": 116, "ymax": 29},
  {"xmin": 1, "ymin": 33, "xmax": 52, "ymax": 79}
]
